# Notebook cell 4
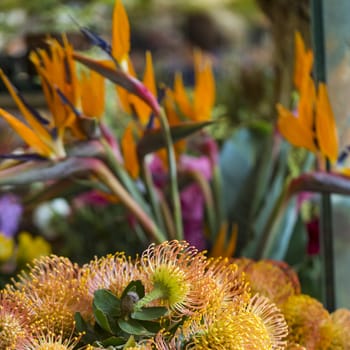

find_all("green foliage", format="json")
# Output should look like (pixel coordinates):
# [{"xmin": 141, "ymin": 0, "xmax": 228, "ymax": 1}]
[{"xmin": 77, "ymin": 282, "xmax": 167, "ymax": 347}]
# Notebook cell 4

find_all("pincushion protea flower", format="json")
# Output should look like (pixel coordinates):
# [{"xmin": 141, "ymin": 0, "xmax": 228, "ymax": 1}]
[
  {"xmin": 327, "ymin": 308, "xmax": 350, "ymax": 349},
  {"xmin": 182, "ymin": 294, "xmax": 288, "ymax": 349},
  {"xmin": 7, "ymin": 255, "xmax": 85, "ymax": 337},
  {"xmin": 26, "ymin": 327, "xmax": 82, "ymax": 350},
  {"xmin": 200, "ymin": 257, "xmax": 250, "ymax": 316},
  {"xmin": 282, "ymin": 294, "xmax": 332, "ymax": 349},
  {"xmin": 0, "ymin": 290, "xmax": 33, "ymax": 349},
  {"xmin": 137, "ymin": 240, "xmax": 209, "ymax": 318},
  {"xmin": 242, "ymin": 259, "xmax": 301, "ymax": 306},
  {"xmin": 78, "ymin": 252, "xmax": 141, "ymax": 319}
]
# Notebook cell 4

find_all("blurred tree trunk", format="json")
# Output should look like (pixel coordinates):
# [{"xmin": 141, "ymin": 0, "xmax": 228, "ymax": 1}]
[{"xmin": 256, "ymin": 0, "xmax": 310, "ymax": 109}]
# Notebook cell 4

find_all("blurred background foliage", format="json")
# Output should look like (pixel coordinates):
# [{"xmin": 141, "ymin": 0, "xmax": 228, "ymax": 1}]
[{"xmin": 0, "ymin": 0, "xmax": 332, "ymax": 305}]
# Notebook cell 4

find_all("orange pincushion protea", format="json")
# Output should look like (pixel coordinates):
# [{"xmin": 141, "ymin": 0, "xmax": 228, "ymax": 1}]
[
  {"xmin": 78, "ymin": 252, "xmax": 141, "ymax": 318},
  {"xmin": 0, "ymin": 290, "xmax": 33, "ymax": 349},
  {"xmin": 242, "ymin": 259, "xmax": 300, "ymax": 306},
  {"xmin": 327, "ymin": 308, "xmax": 350, "ymax": 349},
  {"xmin": 26, "ymin": 327, "xmax": 82, "ymax": 350},
  {"xmin": 7, "ymin": 255, "xmax": 84, "ymax": 337}
]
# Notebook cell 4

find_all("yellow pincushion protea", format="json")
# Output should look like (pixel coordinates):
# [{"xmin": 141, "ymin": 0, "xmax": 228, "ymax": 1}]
[
  {"xmin": 182, "ymin": 294, "xmax": 288, "ymax": 349},
  {"xmin": 137, "ymin": 240, "xmax": 209, "ymax": 318},
  {"xmin": 7, "ymin": 255, "xmax": 85, "ymax": 337},
  {"xmin": 200, "ymin": 257, "xmax": 251, "ymax": 316},
  {"xmin": 282, "ymin": 294, "xmax": 332, "ymax": 349}
]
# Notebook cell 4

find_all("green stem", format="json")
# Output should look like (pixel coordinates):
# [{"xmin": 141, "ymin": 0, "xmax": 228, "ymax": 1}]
[
  {"xmin": 212, "ymin": 165, "xmax": 224, "ymax": 235},
  {"xmin": 141, "ymin": 160, "xmax": 167, "ymax": 237},
  {"xmin": 157, "ymin": 108, "xmax": 183, "ymax": 240},
  {"xmin": 134, "ymin": 287, "xmax": 165, "ymax": 310}
]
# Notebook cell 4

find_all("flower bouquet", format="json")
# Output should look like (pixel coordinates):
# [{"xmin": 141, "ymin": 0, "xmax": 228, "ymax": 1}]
[{"xmin": 0, "ymin": 0, "xmax": 350, "ymax": 349}]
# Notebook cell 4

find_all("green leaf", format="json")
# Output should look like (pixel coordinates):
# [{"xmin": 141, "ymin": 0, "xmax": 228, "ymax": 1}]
[
  {"xmin": 93, "ymin": 307, "xmax": 113, "ymax": 333},
  {"xmin": 74, "ymin": 312, "xmax": 87, "ymax": 332},
  {"xmin": 139, "ymin": 320, "xmax": 162, "ymax": 334},
  {"xmin": 74, "ymin": 312, "xmax": 98, "ymax": 344},
  {"xmin": 137, "ymin": 121, "xmax": 213, "ymax": 159},
  {"xmin": 121, "ymin": 280, "xmax": 145, "ymax": 300},
  {"xmin": 99, "ymin": 336, "xmax": 126, "ymax": 347},
  {"xmin": 117, "ymin": 319, "xmax": 153, "ymax": 336},
  {"xmin": 219, "ymin": 125, "xmax": 273, "ymax": 251},
  {"xmin": 93, "ymin": 289, "xmax": 121, "ymax": 318},
  {"xmin": 131, "ymin": 306, "xmax": 167, "ymax": 321}
]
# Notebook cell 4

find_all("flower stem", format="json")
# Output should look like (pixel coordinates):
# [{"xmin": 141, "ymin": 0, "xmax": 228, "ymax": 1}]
[
  {"xmin": 86, "ymin": 158, "xmax": 166, "ymax": 243},
  {"xmin": 311, "ymin": 0, "xmax": 336, "ymax": 312},
  {"xmin": 156, "ymin": 108, "xmax": 183, "ymax": 240},
  {"xmin": 135, "ymin": 287, "xmax": 165, "ymax": 310}
]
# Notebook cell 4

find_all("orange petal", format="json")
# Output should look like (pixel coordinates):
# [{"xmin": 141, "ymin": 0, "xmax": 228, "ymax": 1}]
[
  {"xmin": 0, "ymin": 70, "xmax": 52, "ymax": 145},
  {"xmin": 294, "ymin": 31, "xmax": 313, "ymax": 91},
  {"xmin": 173, "ymin": 72, "xmax": 194, "ymax": 119},
  {"xmin": 315, "ymin": 83, "xmax": 339, "ymax": 162},
  {"xmin": 112, "ymin": 0, "xmax": 130, "ymax": 63},
  {"xmin": 130, "ymin": 51, "xmax": 156, "ymax": 125},
  {"xmin": 121, "ymin": 123, "xmax": 140, "ymax": 179},
  {"xmin": 0, "ymin": 108, "xmax": 53, "ymax": 157},
  {"xmin": 194, "ymin": 50, "xmax": 215, "ymax": 121},
  {"xmin": 224, "ymin": 223, "xmax": 238, "ymax": 257},
  {"xmin": 297, "ymin": 76, "xmax": 316, "ymax": 130},
  {"xmin": 277, "ymin": 103, "xmax": 317, "ymax": 152},
  {"xmin": 80, "ymin": 69, "xmax": 105, "ymax": 118}
]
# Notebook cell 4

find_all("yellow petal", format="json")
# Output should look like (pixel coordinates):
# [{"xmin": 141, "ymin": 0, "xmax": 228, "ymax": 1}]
[
  {"xmin": 316, "ymin": 83, "xmax": 339, "ymax": 162},
  {"xmin": 112, "ymin": 0, "xmax": 130, "ymax": 63},
  {"xmin": 277, "ymin": 104, "xmax": 317, "ymax": 152},
  {"xmin": 0, "ymin": 108, "xmax": 53, "ymax": 157}
]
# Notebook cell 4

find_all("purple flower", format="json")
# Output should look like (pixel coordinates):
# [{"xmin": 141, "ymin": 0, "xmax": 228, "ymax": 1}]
[{"xmin": 0, "ymin": 194, "xmax": 23, "ymax": 238}]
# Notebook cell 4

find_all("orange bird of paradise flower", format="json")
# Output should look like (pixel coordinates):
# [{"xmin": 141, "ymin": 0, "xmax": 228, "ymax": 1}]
[{"xmin": 277, "ymin": 32, "xmax": 338, "ymax": 164}]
